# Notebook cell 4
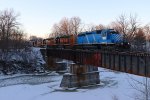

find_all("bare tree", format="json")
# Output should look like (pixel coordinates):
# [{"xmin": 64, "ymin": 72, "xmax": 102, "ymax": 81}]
[
  {"xmin": 0, "ymin": 9, "xmax": 20, "ymax": 51},
  {"xmin": 51, "ymin": 17, "xmax": 83, "ymax": 37},
  {"xmin": 70, "ymin": 17, "xmax": 82, "ymax": 35},
  {"xmin": 11, "ymin": 29, "xmax": 27, "ymax": 49},
  {"xmin": 109, "ymin": 21, "xmax": 123, "ymax": 33},
  {"xmin": 134, "ymin": 28, "xmax": 146, "ymax": 44},
  {"xmin": 110, "ymin": 14, "xmax": 140, "ymax": 44},
  {"xmin": 133, "ymin": 28, "xmax": 146, "ymax": 51},
  {"xmin": 143, "ymin": 24, "xmax": 150, "ymax": 52},
  {"xmin": 85, "ymin": 23, "xmax": 97, "ymax": 31},
  {"xmin": 59, "ymin": 17, "xmax": 71, "ymax": 35},
  {"xmin": 116, "ymin": 14, "xmax": 129, "ymax": 35},
  {"xmin": 85, "ymin": 23, "xmax": 105, "ymax": 32},
  {"xmin": 51, "ymin": 23, "xmax": 62, "ymax": 37},
  {"xmin": 95, "ymin": 24, "xmax": 105, "ymax": 30},
  {"xmin": 144, "ymin": 24, "xmax": 150, "ymax": 41},
  {"xmin": 127, "ymin": 14, "xmax": 140, "ymax": 43}
]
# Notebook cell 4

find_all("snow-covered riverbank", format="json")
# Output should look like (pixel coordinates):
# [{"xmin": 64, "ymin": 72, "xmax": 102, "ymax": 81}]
[
  {"xmin": 0, "ymin": 47, "xmax": 46, "ymax": 75},
  {"xmin": 0, "ymin": 68, "xmax": 147, "ymax": 100}
]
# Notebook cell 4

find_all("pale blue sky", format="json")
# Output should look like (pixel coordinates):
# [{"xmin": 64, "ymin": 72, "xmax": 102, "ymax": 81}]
[{"xmin": 0, "ymin": 0, "xmax": 150, "ymax": 37}]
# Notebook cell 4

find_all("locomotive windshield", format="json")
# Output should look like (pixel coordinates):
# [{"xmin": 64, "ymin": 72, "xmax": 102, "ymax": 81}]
[
  {"xmin": 96, "ymin": 30, "xmax": 102, "ymax": 34},
  {"xmin": 110, "ymin": 30, "xmax": 119, "ymax": 34}
]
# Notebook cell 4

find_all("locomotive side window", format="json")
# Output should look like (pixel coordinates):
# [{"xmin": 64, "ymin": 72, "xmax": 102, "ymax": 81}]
[{"xmin": 102, "ymin": 32, "xmax": 106, "ymax": 37}]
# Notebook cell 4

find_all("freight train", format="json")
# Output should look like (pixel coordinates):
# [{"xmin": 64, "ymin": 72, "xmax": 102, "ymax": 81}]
[{"xmin": 33, "ymin": 29, "xmax": 130, "ymax": 51}]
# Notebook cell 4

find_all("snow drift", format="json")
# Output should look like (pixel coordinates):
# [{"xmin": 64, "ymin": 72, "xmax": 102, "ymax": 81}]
[{"xmin": 0, "ymin": 47, "xmax": 46, "ymax": 75}]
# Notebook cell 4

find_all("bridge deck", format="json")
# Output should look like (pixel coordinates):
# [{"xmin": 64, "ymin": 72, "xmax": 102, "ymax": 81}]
[{"xmin": 45, "ymin": 48, "xmax": 150, "ymax": 77}]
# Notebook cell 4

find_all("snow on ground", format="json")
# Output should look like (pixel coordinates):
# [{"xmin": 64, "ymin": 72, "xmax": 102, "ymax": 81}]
[
  {"xmin": 0, "ymin": 47, "xmax": 45, "ymax": 65},
  {"xmin": 0, "ymin": 47, "xmax": 46, "ymax": 75},
  {"xmin": 0, "ymin": 68, "xmax": 147, "ymax": 100},
  {"xmin": 29, "ymin": 47, "xmax": 46, "ymax": 65}
]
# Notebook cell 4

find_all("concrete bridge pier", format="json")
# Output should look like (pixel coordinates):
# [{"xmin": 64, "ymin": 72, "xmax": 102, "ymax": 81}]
[{"xmin": 60, "ymin": 63, "xmax": 100, "ymax": 88}]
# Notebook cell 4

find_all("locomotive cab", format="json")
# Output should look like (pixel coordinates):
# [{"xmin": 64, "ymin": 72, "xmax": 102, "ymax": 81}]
[
  {"xmin": 101, "ymin": 30, "xmax": 107, "ymax": 40},
  {"xmin": 100, "ymin": 29, "xmax": 112, "ymax": 44}
]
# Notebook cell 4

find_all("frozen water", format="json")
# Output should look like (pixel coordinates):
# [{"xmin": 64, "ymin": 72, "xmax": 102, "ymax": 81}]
[{"xmin": 0, "ymin": 68, "xmax": 146, "ymax": 100}]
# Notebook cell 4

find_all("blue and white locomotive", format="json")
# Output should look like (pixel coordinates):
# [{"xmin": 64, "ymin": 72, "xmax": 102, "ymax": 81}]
[
  {"xmin": 76, "ymin": 29, "xmax": 129, "ymax": 50},
  {"xmin": 77, "ymin": 29, "xmax": 123, "ymax": 44}
]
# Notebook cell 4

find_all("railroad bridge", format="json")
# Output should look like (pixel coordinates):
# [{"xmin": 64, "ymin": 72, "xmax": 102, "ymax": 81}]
[{"xmin": 41, "ymin": 48, "xmax": 150, "ymax": 88}]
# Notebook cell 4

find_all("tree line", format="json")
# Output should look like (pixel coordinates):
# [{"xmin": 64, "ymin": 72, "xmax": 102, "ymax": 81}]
[
  {"xmin": 0, "ymin": 9, "xmax": 27, "ymax": 52},
  {"xmin": 49, "ymin": 15, "xmax": 150, "ymax": 51}
]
